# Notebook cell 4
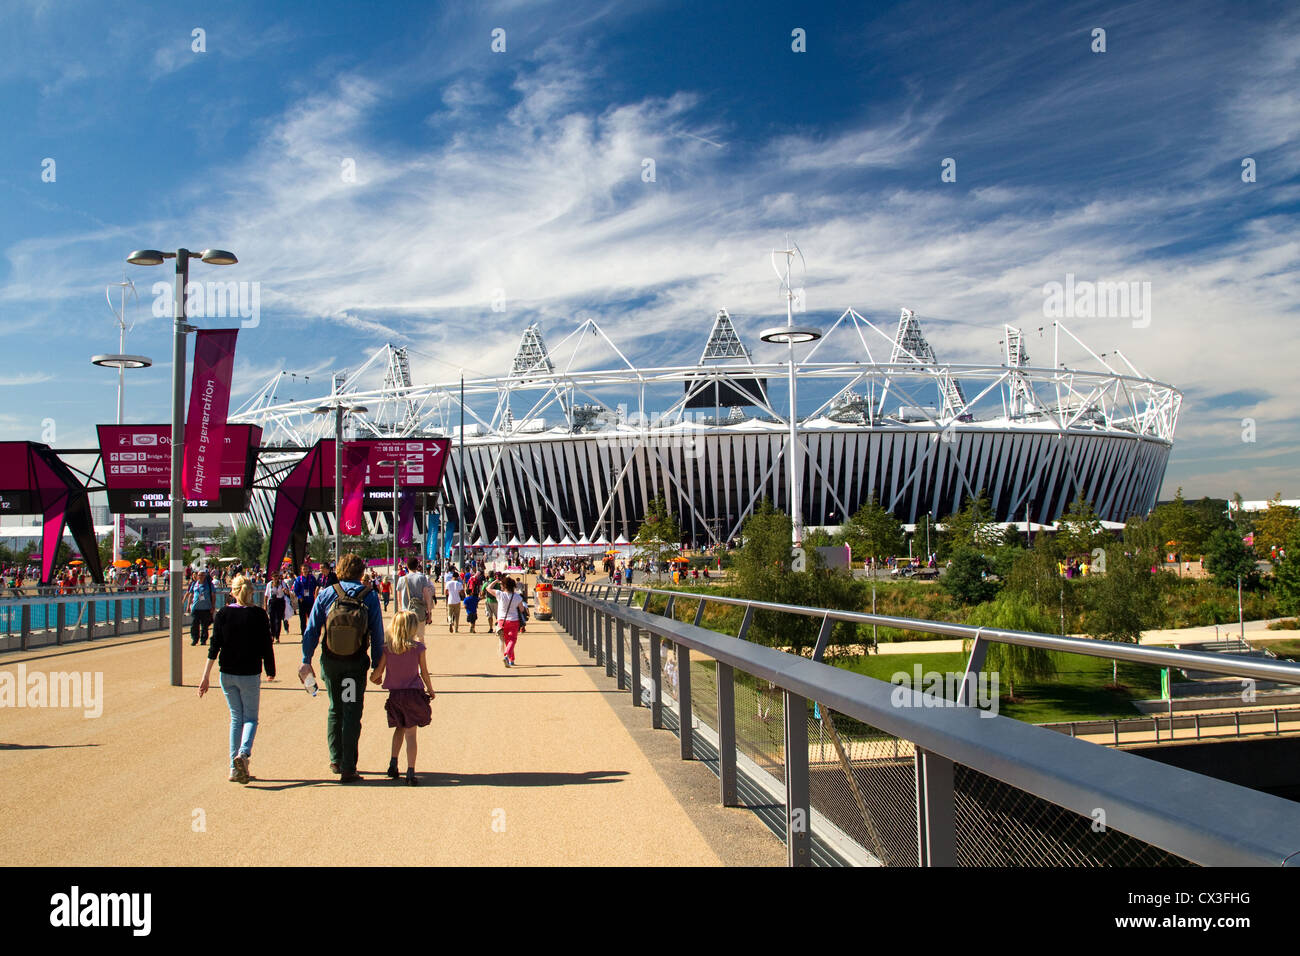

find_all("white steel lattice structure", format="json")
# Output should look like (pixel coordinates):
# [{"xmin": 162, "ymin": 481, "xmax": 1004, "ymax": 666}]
[{"xmin": 230, "ymin": 311, "xmax": 1181, "ymax": 547}]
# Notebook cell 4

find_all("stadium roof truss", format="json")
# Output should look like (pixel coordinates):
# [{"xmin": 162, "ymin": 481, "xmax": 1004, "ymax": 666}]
[{"xmin": 230, "ymin": 308, "xmax": 1181, "ymax": 544}]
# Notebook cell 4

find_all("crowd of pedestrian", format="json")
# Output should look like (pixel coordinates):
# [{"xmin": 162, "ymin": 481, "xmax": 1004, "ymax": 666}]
[{"xmin": 197, "ymin": 552, "xmax": 541, "ymax": 786}]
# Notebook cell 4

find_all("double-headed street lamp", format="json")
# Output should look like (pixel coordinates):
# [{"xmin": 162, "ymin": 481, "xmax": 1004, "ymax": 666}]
[
  {"xmin": 311, "ymin": 398, "xmax": 369, "ymax": 563},
  {"xmin": 127, "ymin": 247, "xmax": 237, "ymax": 688},
  {"xmin": 376, "ymin": 458, "xmax": 411, "ymax": 578}
]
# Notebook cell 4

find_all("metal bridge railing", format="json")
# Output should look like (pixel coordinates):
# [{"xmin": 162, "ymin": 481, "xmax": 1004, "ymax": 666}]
[
  {"xmin": 0, "ymin": 585, "xmax": 256, "ymax": 653},
  {"xmin": 554, "ymin": 583, "xmax": 1300, "ymax": 868}
]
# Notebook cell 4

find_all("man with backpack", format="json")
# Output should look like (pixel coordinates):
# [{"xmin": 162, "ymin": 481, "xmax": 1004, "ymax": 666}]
[
  {"xmin": 299, "ymin": 553, "xmax": 385, "ymax": 783},
  {"xmin": 396, "ymin": 557, "xmax": 435, "ymax": 638},
  {"xmin": 186, "ymin": 570, "xmax": 217, "ymax": 646}
]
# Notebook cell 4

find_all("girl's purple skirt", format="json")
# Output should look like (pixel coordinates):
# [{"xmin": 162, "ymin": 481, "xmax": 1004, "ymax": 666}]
[{"xmin": 386, "ymin": 688, "xmax": 432, "ymax": 728}]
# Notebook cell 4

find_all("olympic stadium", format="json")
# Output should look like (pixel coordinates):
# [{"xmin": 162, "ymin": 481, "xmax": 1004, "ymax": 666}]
[{"xmin": 230, "ymin": 307, "xmax": 1182, "ymax": 549}]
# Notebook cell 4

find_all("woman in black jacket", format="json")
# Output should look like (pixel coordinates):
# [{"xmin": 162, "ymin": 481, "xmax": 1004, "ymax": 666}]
[{"xmin": 198, "ymin": 574, "xmax": 275, "ymax": 783}]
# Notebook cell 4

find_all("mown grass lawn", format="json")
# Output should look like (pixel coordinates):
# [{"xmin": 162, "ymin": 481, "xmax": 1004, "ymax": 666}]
[{"xmin": 830, "ymin": 650, "xmax": 1162, "ymax": 724}]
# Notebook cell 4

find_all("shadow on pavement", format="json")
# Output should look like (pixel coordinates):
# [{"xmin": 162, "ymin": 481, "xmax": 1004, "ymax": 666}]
[{"xmin": 423, "ymin": 769, "xmax": 628, "ymax": 787}]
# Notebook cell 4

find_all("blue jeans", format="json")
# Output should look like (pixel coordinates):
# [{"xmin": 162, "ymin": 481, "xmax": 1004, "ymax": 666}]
[{"xmin": 220, "ymin": 672, "xmax": 261, "ymax": 768}]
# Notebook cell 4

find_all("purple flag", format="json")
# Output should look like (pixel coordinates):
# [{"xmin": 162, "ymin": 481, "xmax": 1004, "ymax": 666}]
[{"xmin": 183, "ymin": 329, "xmax": 238, "ymax": 501}]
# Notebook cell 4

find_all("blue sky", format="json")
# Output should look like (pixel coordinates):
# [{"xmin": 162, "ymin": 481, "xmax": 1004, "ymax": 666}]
[{"xmin": 1, "ymin": 0, "xmax": 1297, "ymax": 502}]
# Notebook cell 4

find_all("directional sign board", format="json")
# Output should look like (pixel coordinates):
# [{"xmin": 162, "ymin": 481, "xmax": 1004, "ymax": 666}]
[{"xmin": 97, "ymin": 423, "xmax": 262, "ymax": 513}]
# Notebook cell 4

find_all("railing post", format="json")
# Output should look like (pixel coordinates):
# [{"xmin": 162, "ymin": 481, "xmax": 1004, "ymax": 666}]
[
  {"xmin": 693, "ymin": 598, "xmax": 707, "ymax": 627},
  {"xmin": 603, "ymin": 612, "xmax": 612, "ymax": 673},
  {"xmin": 613, "ymin": 619, "xmax": 623, "ymax": 682},
  {"xmin": 717, "ymin": 661, "xmax": 737, "ymax": 806},
  {"xmin": 664, "ymin": 594, "xmax": 675, "ymax": 620},
  {"xmin": 784, "ymin": 689, "xmax": 811, "ymax": 867},
  {"xmin": 914, "ymin": 747, "xmax": 956, "ymax": 867},
  {"xmin": 589, "ymin": 607, "xmax": 599, "ymax": 661},
  {"xmin": 138, "ymin": 597, "xmax": 145, "ymax": 633},
  {"xmin": 114, "ymin": 598, "xmax": 123, "ymax": 636},
  {"xmin": 737, "ymin": 605, "xmax": 754, "ymax": 641},
  {"xmin": 630, "ymin": 623, "xmax": 642, "ymax": 709},
  {"xmin": 20, "ymin": 603, "xmax": 31, "ymax": 651},
  {"xmin": 677, "ymin": 643, "xmax": 692, "ymax": 759},
  {"xmin": 55, "ymin": 601, "xmax": 64, "ymax": 645}
]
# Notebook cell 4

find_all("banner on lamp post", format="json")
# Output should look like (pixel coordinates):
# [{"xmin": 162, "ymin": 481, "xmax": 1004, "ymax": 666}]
[
  {"xmin": 398, "ymin": 490, "xmax": 416, "ymax": 546},
  {"xmin": 426, "ymin": 514, "xmax": 440, "ymax": 561},
  {"xmin": 340, "ymin": 444, "xmax": 369, "ymax": 535},
  {"xmin": 183, "ymin": 329, "xmax": 238, "ymax": 501}
]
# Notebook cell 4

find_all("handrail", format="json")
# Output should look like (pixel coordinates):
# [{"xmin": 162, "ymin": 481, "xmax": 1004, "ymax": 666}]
[
  {"xmin": 555, "ymin": 586, "xmax": 1300, "ymax": 867},
  {"xmin": 572, "ymin": 583, "xmax": 1300, "ymax": 687}
]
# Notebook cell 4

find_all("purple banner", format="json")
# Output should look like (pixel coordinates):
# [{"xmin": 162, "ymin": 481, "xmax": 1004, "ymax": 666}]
[
  {"xmin": 183, "ymin": 329, "xmax": 238, "ymax": 501},
  {"xmin": 340, "ymin": 443, "xmax": 369, "ymax": 535},
  {"xmin": 398, "ymin": 489, "xmax": 416, "ymax": 545}
]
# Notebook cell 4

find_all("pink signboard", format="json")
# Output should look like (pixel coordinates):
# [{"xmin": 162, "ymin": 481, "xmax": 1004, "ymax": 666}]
[{"xmin": 97, "ymin": 423, "xmax": 262, "ymax": 513}]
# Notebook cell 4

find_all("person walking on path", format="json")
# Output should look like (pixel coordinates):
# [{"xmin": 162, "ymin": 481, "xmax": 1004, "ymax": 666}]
[
  {"xmin": 486, "ymin": 576, "xmax": 527, "ymax": 668},
  {"xmin": 380, "ymin": 575, "xmax": 392, "ymax": 612},
  {"xmin": 264, "ymin": 574, "xmax": 288, "ymax": 643},
  {"xmin": 198, "ymin": 574, "xmax": 275, "ymax": 784},
  {"xmin": 293, "ymin": 564, "xmax": 319, "ymax": 635},
  {"xmin": 186, "ymin": 570, "xmax": 217, "ymax": 646},
  {"xmin": 300, "ymin": 553, "xmax": 385, "ymax": 784},
  {"xmin": 445, "ymin": 570, "xmax": 464, "ymax": 632},
  {"xmin": 396, "ymin": 558, "xmax": 435, "ymax": 639},
  {"xmin": 369, "ymin": 610, "xmax": 434, "ymax": 786}
]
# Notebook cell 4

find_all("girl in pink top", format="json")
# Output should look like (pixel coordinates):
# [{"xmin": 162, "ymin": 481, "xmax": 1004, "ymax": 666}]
[{"xmin": 369, "ymin": 610, "xmax": 435, "ymax": 786}]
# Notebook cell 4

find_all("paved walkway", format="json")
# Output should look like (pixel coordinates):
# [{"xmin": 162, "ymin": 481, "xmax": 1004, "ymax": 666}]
[{"xmin": 0, "ymin": 617, "xmax": 781, "ymax": 866}]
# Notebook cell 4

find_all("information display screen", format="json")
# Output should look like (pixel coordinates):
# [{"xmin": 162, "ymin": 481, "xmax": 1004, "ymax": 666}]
[{"xmin": 97, "ymin": 423, "xmax": 262, "ymax": 513}]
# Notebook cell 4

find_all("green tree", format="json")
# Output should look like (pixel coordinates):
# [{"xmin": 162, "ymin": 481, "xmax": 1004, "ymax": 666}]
[
  {"xmin": 966, "ymin": 591, "xmax": 1059, "ymax": 700},
  {"xmin": 632, "ymin": 496, "xmax": 681, "ymax": 568},
  {"xmin": 941, "ymin": 546, "xmax": 997, "ymax": 604},
  {"xmin": 1084, "ymin": 550, "xmax": 1165, "ymax": 685},
  {"xmin": 942, "ymin": 492, "xmax": 1000, "ymax": 551},
  {"xmin": 1057, "ymin": 494, "xmax": 1108, "ymax": 559},
  {"xmin": 1203, "ymin": 528, "xmax": 1257, "ymax": 589},
  {"xmin": 1273, "ymin": 524, "xmax": 1300, "ymax": 616},
  {"xmin": 231, "ymin": 524, "xmax": 264, "ymax": 567},
  {"xmin": 1255, "ymin": 494, "xmax": 1300, "ymax": 558},
  {"xmin": 838, "ymin": 496, "xmax": 905, "ymax": 567},
  {"xmin": 308, "ymin": 533, "xmax": 332, "ymax": 565},
  {"xmin": 1152, "ymin": 487, "xmax": 1206, "ymax": 559}
]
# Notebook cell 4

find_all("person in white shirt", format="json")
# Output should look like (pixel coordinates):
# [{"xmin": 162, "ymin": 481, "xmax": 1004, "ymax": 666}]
[
  {"xmin": 444, "ymin": 569, "xmax": 464, "ymax": 632},
  {"xmin": 264, "ymin": 576, "xmax": 288, "ymax": 643},
  {"xmin": 486, "ymin": 576, "xmax": 527, "ymax": 667}
]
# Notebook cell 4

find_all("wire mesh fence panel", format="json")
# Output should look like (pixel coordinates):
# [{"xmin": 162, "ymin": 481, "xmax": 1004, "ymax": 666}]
[
  {"xmin": 810, "ymin": 707, "xmax": 919, "ymax": 866},
  {"xmin": 656, "ymin": 635, "xmax": 681, "ymax": 738},
  {"xmin": 691, "ymin": 656, "xmax": 719, "ymax": 730},
  {"xmin": 952, "ymin": 764, "xmax": 1196, "ymax": 867},
  {"xmin": 732, "ymin": 666, "xmax": 786, "ymax": 786}
]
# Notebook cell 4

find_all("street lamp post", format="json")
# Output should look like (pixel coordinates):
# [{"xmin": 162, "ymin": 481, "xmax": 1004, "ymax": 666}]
[
  {"xmin": 127, "ymin": 248, "xmax": 237, "ymax": 688},
  {"xmin": 311, "ymin": 399, "xmax": 369, "ymax": 563},
  {"xmin": 760, "ymin": 236, "xmax": 821, "ymax": 550},
  {"xmin": 458, "ymin": 372, "xmax": 465, "ymax": 567},
  {"xmin": 92, "ymin": 279, "xmax": 152, "ymax": 565},
  {"xmin": 377, "ymin": 459, "xmax": 406, "ymax": 579}
]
